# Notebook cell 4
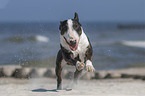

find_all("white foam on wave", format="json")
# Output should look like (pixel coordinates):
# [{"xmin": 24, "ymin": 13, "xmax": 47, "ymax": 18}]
[
  {"xmin": 121, "ymin": 41, "xmax": 145, "ymax": 48},
  {"xmin": 35, "ymin": 35, "xmax": 49, "ymax": 42}
]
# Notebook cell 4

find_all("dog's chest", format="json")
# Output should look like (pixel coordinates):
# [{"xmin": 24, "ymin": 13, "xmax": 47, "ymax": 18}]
[
  {"xmin": 72, "ymin": 43, "xmax": 88, "ymax": 62},
  {"xmin": 72, "ymin": 32, "xmax": 89, "ymax": 62}
]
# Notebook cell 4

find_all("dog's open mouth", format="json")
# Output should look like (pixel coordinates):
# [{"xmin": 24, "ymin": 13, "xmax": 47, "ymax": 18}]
[{"xmin": 64, "ymin": 37, "xmax": 78, "ymax": 51}]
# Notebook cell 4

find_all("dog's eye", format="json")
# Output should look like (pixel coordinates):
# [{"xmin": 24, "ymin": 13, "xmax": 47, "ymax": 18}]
[{"xmin": 73, "ymin": 24, "xmax": 79, "ymax": 29}]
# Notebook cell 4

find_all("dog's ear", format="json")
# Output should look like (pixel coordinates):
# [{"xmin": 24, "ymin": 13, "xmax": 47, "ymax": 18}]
[
  {"xmin": 59, "ymin": 21, "xmax": 63, "ymax": 30},
  {"xmin": 60, "ymin": 21, "xmax": 62, "ymax": 25},
  {"xmin": 74, "ymin": 12, "xmax": 79, "ymax": 21},
  {"xmin": 60, "ymin": 21, "xmax": 63, "ymax": 24}
]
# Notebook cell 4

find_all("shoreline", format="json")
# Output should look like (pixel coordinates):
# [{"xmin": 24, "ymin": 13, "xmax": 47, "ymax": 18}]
[{"xmin": 0, "ymin": 65, "xmax": 145, "ymax": 81}]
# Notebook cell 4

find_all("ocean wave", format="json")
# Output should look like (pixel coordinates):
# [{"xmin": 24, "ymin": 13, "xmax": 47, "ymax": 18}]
[
  {"xmin": 121, "ymin": 41, "xmax": 145, "ymax": 48},
  {"xmin": 3, "ymin": 36, "xmax": 24, "ymax": 43},
  {"xmin": 92, "ymin": 40, "xmax": 145, "ymax": 48},
  {"xmin": 3, "ymin": 35, "xmax": 49, "ymax": 43},
  {"xmin": 28, "ymin": 35, "xmax": 49, "ymax": 42},
  {"xmin": 92, "ymin": 41, "xmax": 119, "ymax": 46}
]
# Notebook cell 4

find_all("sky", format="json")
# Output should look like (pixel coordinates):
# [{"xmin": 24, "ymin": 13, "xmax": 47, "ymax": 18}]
[{"xmin": 0, "ymin": 0, "xmax": 145, "ymax": 22}]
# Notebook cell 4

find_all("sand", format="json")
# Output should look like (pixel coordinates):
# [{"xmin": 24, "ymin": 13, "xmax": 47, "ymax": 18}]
[{"xmin": 0, "ymin": 77, "xmax": 145, "ymax": 96}]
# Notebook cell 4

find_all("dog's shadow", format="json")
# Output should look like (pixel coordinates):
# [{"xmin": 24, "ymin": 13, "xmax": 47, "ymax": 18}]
[
  {"xmin": 31, "ymin": 88, "xmax": 72, "ymax": 92},
  {"xmin": 31, "ymin": 88, "xmax": 58, "ymax": 92}
]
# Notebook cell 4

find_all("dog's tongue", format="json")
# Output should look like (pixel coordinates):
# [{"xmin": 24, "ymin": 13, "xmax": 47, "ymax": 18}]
[{"xmin": 70, "ymin": 44, "xmax": 77, "ymax": 51}]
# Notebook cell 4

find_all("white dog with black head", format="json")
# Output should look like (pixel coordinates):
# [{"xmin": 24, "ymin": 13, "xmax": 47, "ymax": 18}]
[{"xmin": 56, "ymin": 13, "xmax": 95, "ymax": 90}]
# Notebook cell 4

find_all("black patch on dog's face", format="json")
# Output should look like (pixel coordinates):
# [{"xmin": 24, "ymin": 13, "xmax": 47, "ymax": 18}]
[
  {"xmin": 59, "ymin": 20, "xmax": 68, "ymax": 35},
  {"xmin": 72, "ymin": 12, "xmax": 82, "ymax": 36},
  {"xmin": 72, "ymin": 19, "xmax": 82, "ymax": 36},
  {"xmin": 59, "ymin": 12, "xmax": 82, "ymax": 36}
]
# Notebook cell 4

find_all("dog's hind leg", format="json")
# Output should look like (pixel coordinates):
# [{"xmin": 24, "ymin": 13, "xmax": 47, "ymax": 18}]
[{"xmin": 55, "ymin": 50, "xmax": 63, "ymax": 90}]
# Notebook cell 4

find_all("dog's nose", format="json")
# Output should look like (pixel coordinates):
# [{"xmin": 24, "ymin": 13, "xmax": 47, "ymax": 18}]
[{"xmin": 70, "ymin": 40, "xmax": 76, "ymax": 45}]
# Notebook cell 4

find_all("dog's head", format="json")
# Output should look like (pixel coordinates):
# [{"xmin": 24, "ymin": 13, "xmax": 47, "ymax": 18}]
[{"xmin": 59, "ymin": 13, "xmax": 82, "ymax": 51}]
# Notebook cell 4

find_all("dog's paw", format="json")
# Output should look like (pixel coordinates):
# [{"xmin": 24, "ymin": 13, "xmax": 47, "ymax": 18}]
[
  {"xmin": 76, "ymin": 61, "xmax": 85, "ymax": 71},
  {"xmin": 86, "ymin": 65, "xmax": 95, "ymax": 72}
]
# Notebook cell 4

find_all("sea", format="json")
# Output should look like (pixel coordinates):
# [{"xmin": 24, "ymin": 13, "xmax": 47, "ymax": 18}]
[{"xmin": 0, "ymin": 22, "xmax": 145, "ymax": 70}]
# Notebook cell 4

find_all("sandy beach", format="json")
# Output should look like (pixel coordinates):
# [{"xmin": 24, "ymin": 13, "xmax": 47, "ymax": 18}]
[
  {"xmin": 0, "ymin": 66, "xmax": 145, "ymax": 96},
  {"xmin": 0, "ymin": 76, "xmax": 145, "ymax": 96}
]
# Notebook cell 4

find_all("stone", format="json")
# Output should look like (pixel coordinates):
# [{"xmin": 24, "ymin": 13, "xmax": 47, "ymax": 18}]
[
  {"xmin": 0, "ymin": 67, "xmax": 4, "ymax": 77},
  {"xmin": 121, "ymin": 74, "xmax": 135, "ymax": 78},
  {"xmin": 12, "ymin": 68, "xmax": 23, "ymax": 78},
  {"xmin": 133, "ymin": 75, "xmax": 145, "ymax": 79},
  {"xmin": 142, "ymin": 77, "xmax": 145, "ymax": 80},
  {"xmin": 12, "ymin": 68, "xmax": 33, "ymax": 78},
  {"xmin": 44, "ymin": 68, "xmax": 56, "ymax": 78},
  {"xmin": 92, "ymin": 72, "xmax": 100, "ymax": 79},
  {"xmin": 28, "ymin": 68, "xmax": 39, "ymax": 78},
  {"xmin": 2, "ymin": 65, "xmax": 22, "ymax": 77},
  {"xmin": 104, "ymin": 73, "xmax": 112, "ymax": 79}
]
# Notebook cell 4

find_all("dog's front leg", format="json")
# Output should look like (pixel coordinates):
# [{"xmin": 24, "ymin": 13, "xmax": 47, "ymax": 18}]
[
  {"xmin": 55, "ymin": 63, "xmax": 62, "ymax": 90},
  {"xmin": 85, "ymin": 45, "xmax": 95, "ymax": 72},
  {"xmin": 76, "ymin": 61, "xmax": 85, "ymax": 71},
  {"xmin": 55, "ymin": 50, "xmax": 63, "ymax": 90},
  {"xmin": 73, "ymin": 61, "xmax": 85, "ymax": 84},
  {"xmin": 85, "ymin": 60, "xmax": 95, "ymax": 72}
]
